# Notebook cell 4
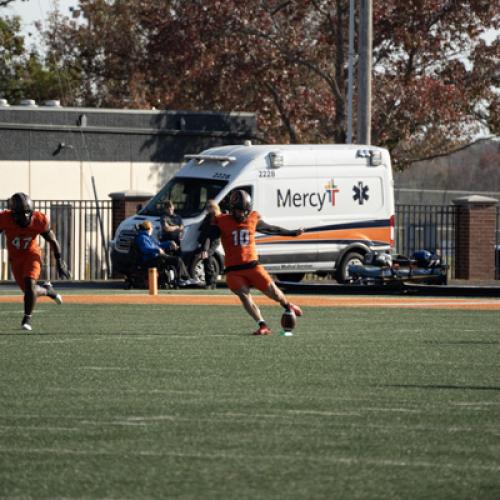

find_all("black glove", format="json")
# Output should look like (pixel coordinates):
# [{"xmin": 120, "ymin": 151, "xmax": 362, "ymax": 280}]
[{"xmin": 56, "ymin": 258, "xmax": 72, "ymax": 279}]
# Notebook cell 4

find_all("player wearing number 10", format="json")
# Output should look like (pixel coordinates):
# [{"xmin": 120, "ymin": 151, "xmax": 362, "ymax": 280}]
[
  {"xmin": 211, "ymin": 190, "xmax": 304, "ymax": 335},
  {"xmin": 0, "ymin": 193, "xmax": 71, "ymax": 331}
]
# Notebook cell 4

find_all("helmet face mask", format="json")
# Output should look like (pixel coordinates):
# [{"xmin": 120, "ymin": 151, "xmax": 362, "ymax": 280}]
[
  {"xmin": 229, "ymin": 190, "xmax": 252, "ymax": 222},
  {"xmin": 8, "ymin": 193, "xmax": 34, "ymax": 228}
]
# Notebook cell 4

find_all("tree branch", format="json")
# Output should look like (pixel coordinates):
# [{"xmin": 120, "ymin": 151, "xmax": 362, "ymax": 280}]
[{"xmin": 263, "ymin": 80, "xmax": 299, "ymax": 143}]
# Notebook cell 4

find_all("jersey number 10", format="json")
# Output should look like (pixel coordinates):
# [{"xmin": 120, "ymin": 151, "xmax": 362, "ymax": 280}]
[{"xmin": 231, "ymin": 229, "xmax": 250, "ymax": 247}]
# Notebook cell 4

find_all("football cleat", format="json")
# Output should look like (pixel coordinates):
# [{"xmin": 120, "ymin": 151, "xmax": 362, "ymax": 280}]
[
  {"xmin": 41, "ymin": 282, "xmax": 63, "ymax": 305},
  {"xmin": 253, "ymin": 324, "xmax": 272, "ymax": 336},
  {"xmin": 287, "ymin": 303, "xmax": 303, "ymax": 317},
  {"xmin": 21, "ymin": 315, "xmax": 32, "ymax": 331}
]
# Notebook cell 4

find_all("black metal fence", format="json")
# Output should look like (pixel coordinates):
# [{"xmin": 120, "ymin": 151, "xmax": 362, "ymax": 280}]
[
  {"xmin": 0, "ymin": 200, "xmax": 112, "ymax": 281},
  {"xmin": 394, "ymin": 205, "xmax": 457, "ymax": 277},
  {"xmin": 1, "ymin": 200, "xmax": 487, "ymax": 282}
]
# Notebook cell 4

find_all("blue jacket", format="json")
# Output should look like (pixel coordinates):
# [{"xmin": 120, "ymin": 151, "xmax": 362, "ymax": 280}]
[{"xmin": 135, "ymin": 230, "xmax": 174, "ymax": 262}]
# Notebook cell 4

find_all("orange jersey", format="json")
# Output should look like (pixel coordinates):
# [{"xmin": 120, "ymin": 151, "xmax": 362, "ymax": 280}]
[
  {"xmin": 0, "ymin": 210, "xmax": 49, "ymax": 260},
  {"xmin": 214, "ymin": 211, "xmax": 261, "ymax": 268}
]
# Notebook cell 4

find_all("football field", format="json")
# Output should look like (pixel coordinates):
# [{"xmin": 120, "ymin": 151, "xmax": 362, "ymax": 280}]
[{"xmin": 0, "ymin": 290, "xmax": 499, "ymax": 499}]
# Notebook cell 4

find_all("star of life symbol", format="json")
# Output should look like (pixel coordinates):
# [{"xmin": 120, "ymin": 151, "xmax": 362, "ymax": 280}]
[
  {"xmin": 353, "ymin": 181, "xmax": 369, "ymax": 205},
  {"xmin": 324, "ymin": 179, "xmax": 340, "ymax": 206}
]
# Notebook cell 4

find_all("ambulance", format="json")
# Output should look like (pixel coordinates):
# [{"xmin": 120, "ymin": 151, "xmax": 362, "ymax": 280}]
[{"xmin": 110, "ymin": 143, "xmax": 395, "ymax": 283}]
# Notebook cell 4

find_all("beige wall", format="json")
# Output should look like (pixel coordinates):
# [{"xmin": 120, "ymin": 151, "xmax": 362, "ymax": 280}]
[{"xmin": 0, "ymin": 161, "xmax": 180, "ymax": 200}]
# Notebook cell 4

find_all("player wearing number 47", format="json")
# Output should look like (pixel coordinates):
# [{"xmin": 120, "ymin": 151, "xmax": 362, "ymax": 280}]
[
  {"xmin": 0, "ymin": 193, "xmax": 71, "ymax": 331},
  {"xmin": 209, "ymin": 190, "xmax": 304, "ymax": 336}
]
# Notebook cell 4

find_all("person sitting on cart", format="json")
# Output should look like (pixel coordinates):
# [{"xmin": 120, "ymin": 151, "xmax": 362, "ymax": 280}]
[
  {"xmin": 160, "ymin": 200, "xmax": 183, "ymax": 256},
  {"xmin": 135, "ymin": 221, "xmax": 194, "ymax": 286}
]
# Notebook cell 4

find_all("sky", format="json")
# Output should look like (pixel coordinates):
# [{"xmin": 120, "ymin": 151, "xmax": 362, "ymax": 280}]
[{"xmin": 4, "ymin": 0, "xmax": 76, "ymax": 43}]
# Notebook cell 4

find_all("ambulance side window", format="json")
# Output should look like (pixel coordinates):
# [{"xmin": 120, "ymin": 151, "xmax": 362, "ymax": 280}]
[{"xmin": 220, "ymin": 186, "xmax": 253, "ymax": 214}]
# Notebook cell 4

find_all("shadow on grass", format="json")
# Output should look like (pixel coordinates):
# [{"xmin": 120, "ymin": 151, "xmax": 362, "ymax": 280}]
[{"xmin": 380, "ymin": 384, "xmax": 500, "ymax": 392}]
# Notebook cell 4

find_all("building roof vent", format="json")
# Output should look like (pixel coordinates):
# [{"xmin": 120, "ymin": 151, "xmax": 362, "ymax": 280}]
[
  {"xmin": 0, "ymin": 98, "xmax": 9, "ymax": 107},
  {"xmin": 44, "ymin": 99, "xmax": 61, "ymax": 107},
  {"xmin": 20, "ymin": 99, "xmax": 37, "ymax": 106}
]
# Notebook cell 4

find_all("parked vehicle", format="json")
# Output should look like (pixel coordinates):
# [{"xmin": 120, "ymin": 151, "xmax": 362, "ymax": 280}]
[{"xmin": 110, "ymin": 143, "xmax": 395, "ymax": 283}]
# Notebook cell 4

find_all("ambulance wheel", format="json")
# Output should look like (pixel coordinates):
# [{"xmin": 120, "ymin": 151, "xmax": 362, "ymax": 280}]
[
  {"xmin": 275, "ymin": 273, "xmax": 305, "ymax": 283},
  {"xmin": 190, "ymin": 254, "xmax": 221, "ymax": 284},
  {"xmin": 336, "ymin": 251, "xmax": 364, "ymax": 284}
]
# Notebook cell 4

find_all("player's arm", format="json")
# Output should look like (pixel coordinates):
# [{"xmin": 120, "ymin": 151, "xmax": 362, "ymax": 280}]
[
  {"xmin": 41, "ymin": 230, "xmax": 71, "ymax": 278},
  {"xmin": 256, "ymin": 220, "xmax": 304, "ymax": 237}
]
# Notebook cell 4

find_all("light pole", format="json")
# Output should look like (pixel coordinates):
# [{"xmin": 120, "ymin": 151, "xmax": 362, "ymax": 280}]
[
  {"xmin": 357, "ymin": 0, "xmax": 372, "ymax": 145},
  {"xmin": 346, "ymin": 0, "xmax": 355, "ymax": 143}
]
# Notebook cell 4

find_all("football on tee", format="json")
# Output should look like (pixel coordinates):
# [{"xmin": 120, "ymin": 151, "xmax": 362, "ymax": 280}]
[{"xmin": 281, "ymin": 310, "xmax": 296, "ymax": 331}]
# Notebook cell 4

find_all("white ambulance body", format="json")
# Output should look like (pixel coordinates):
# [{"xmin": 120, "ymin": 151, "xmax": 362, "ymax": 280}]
[{"xmin": 111, "ymin": 143, "xmax": 395, "ymax": 283}]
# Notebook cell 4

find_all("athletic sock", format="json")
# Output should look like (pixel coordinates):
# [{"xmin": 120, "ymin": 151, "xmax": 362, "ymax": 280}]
[{"xmin": 257, "ymin": 320, "xmax": 266, "ymax": 327}]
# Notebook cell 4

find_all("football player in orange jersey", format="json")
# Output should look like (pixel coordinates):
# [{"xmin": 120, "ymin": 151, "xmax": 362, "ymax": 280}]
[
  {"xmin": 209, "ymin": 190, "xmax": 304, "ymax": 335},
  {"xmin": 0, "ymin": 193, "xmax": 71, "ymax": 331}
]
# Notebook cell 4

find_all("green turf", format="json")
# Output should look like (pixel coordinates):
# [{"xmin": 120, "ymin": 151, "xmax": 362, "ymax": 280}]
[{"xmin": 0, "ymin": 301, "xmax": 499, "ymax": 499}]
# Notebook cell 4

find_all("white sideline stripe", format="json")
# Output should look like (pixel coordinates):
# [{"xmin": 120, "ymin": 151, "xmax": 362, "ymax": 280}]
[{"xmin": 0, "ymin": 446, "xmax": 499, "ymax": 472}]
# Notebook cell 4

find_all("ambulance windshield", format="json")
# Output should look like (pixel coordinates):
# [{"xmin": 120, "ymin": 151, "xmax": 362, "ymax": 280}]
[{"xmin": 139, "ymin": 177, "xmax": 228, "ymax": 218}]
